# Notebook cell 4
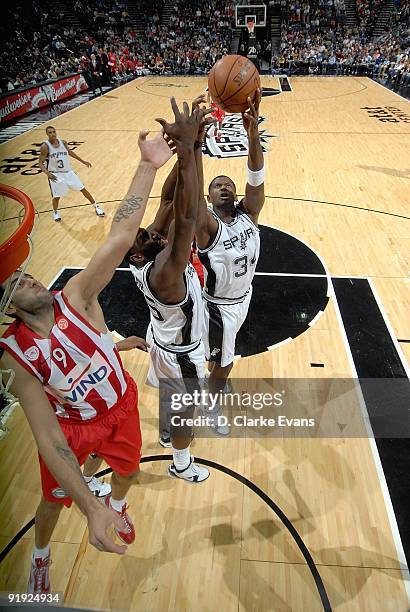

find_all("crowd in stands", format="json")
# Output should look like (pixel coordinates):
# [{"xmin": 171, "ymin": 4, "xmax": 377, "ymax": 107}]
[
  {"xmin": 143, "ymin": 0, "xmax": 234, "ymax": 75},
  {"xmin": 1, "ymin": 1, "xmax": 78, "ymax": 91},
  {"xmin": 0, "ymin": 0, "xmax": 235, "ymax": 94},
  {"xmin": 269, "ymin": 0, "xmax": 409, "ymax": 88},
  {"xmin": 277, "ymin": 0, "xmax": 348, "ymax": 27},
  {"xmin": 356, "ymin": 0, "xmax": 383, "ymax": 31},
  {"xmin": 0, "ymin": 0, "xmax": 408, "ymax": 97},
  {"xmin": 73, "ymin": 0, "xmax": 130, "ymax": 32}
]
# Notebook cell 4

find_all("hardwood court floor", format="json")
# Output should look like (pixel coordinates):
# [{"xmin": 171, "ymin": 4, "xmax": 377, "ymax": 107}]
[{"xmin": 0, "ymin": 77, "xmax": 409, "ymax": 611}]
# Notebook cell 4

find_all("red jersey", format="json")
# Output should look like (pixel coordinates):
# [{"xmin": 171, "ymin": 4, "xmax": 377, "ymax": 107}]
[
  {"xmin": 0, "ymin": 291, "xmax": 128, "ymax": 423},
  {"xmin": 190, "ymin": 245, "xmax": 204, "ymax": 287},
  {"xmin": 211, "ymin": 102, "xmax": 226, "ymax": 122}
]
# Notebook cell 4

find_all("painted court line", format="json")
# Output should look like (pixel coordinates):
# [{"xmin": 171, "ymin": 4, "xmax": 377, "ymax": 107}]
[{"xmin": 330, "ymin": 278, "xmax": 410, "ymax": 604}]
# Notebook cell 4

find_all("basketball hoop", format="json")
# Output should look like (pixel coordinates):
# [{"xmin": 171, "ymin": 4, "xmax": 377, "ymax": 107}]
[
  {"xmin": 0, "ymin": 185, "xmax": 35, "ymax": 431},
  {"xmin": 0, "ymin": 184, "xmax": 36, "ymax": 321}
]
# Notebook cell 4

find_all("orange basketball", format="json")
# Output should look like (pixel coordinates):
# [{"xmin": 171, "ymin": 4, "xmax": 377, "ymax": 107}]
[{"xmin": 208, "ymin": 55, "xmax": 260, "ymax": 113}]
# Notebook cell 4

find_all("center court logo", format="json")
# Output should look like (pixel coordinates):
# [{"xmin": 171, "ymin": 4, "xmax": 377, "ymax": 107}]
[{"xmin": 202, "ymin": 115, "xmax": 275, "ymax": 159}]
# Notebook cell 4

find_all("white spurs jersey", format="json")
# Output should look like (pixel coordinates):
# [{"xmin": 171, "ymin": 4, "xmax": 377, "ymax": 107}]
[
  {"xmin": 130, "ymin": 261, "xmax": 204, "ymax": 353},
  {"xmin": 45, "ymin": 138, "xmax": 72, "ymax": 172},
  {"xmin": 198, "ymin": 208, "xmax": 260, "ymax": 304}
]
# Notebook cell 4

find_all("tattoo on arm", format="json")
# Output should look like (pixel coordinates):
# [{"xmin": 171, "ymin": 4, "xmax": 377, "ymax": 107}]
[
  {"xmin": 56, "ymin": 445, "xmax": 83, "ymax": 476},
  {"xmin": 113, "ymin": 195, "xmax": 143, "ymax": 223}
]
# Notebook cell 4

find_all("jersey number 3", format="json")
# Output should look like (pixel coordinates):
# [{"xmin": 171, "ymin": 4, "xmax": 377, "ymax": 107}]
[{"xmin": 234, "ymin": 255, "xmax": 248, "ymax": 278}]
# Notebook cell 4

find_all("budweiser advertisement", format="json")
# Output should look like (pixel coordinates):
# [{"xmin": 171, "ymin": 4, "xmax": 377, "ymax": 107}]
[{"xmin": 0, "ymin": 74, "xmax": 88, "ymax": 124}]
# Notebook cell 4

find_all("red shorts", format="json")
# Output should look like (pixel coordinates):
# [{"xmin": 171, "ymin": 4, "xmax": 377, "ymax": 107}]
[{"xmin": 39, "ymin": 373, "xmax": 141, "ymax": 507}]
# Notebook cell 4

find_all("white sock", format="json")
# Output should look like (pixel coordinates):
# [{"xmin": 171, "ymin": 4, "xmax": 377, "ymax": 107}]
[
  {"xmin": 110, "ymin": 496, "xmax": 126, "ymax": 512},
  {"xmin": 83, "ymin": 475, "xmax": 92, "ymax": 483},
  {"xmin": 172, "ymin": 446, "xmax": 191, "ymax": 471},
  {"xmin": 33, "ymin": 544, "xmax": 50, "ymax": 560}
]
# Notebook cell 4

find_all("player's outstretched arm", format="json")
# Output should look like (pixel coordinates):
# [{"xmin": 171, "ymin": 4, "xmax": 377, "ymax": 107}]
[
  {"xmin": 239, "ymin": 89, "xmax": 265, "ymax": 224},
  {"xmin": 64, "ymin": 140, "xmax": 91, "ymax": 167},
  {"xmin": 2, "ymin": 353, "xmax": 127, "ymax": 554},
  {"xmin": 194, "ymin": 134, "xmax": 218, "ymax": 249},
  {"xmin": 152, "ymin": 98, "xmax": 202, "ymax": 283},
  {"xmin": 192, "ymin": 95, "xmax": 219, "ymax": 249},
  {"xmin": 148, "ymin": 155, "xmax": 178, "ymax": 236},
  {"xmin": 65, "ymin": 131, "xmax": 173, "ymax": 304},
  {"xmin": 170, "ymin": 145, "xmax": 198, "ymax": 273}
]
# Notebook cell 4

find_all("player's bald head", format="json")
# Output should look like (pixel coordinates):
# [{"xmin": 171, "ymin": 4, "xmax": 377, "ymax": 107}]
[{"xmin": 208, "ymin": 175, "xmax": 236, "ymax": 194}]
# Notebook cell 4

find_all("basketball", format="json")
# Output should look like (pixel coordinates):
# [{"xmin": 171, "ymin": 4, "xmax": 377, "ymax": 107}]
[{"xmin": 208, "ymin": 55, "xmax": 260, "ymax": 113}]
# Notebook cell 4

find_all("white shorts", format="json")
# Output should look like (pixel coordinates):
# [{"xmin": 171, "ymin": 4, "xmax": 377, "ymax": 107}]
[
  {"xmin": 49, "ymin": 171, "xmax": 84, "ymax": 198},
  {"xmin": 146, "ymin": 325, "xmax": 206, "ymax": 387},
  {"xmin": 203, "ymin": 288, "xmax": 252, "ymax": 367},
  {"xmin": 145, "ymin": 326, "xmax": 206, "ymax": 438}
]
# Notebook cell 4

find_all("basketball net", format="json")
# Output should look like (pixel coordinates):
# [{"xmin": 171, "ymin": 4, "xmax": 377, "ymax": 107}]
[
  {"xmin": 246, "ymin": 20, "xmax": 255, "ymax": 36},
  {"xmin": 0, "ymin": 186, "xmax": 37, "ymax": 431}
]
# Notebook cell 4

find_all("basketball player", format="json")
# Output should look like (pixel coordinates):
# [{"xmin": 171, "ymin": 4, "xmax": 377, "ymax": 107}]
[
  {"xmin": 126, "ymin": 98, "xmax": 209, "ymax": 482},
  {"xmin": 195, "ymin": 89, "xmax": 264, "ymax": 396},
  {"xmin": 139, "ymin": 159, "xmax": 205, "ymax": 296},
  {"xmin": 141, "ymin": 98, "xmax": 208, "ymax": 296},
  {"xmin": 38, "ymin": 126, "xmax": 105, "ymax": 222},
  {"xmin": 0, "ymin": 129, "xmax": 174, "ymax": 594},
  {"xmin": 127, "ymin": 96, "xmax": 209, "ymax": 447},
  {"xmin": 207, "ymin": 89, "xmax": 226, "ymax": 142}
]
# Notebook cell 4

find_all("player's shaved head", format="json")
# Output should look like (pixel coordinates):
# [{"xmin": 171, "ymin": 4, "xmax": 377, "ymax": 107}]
[
  {"xmin": 126, "ymin": 228, "xmax": 167, "ymax": 264},
  {"xmin": 46, "ymin": 126, "xmax": 56, "ymax": 133},
  {"xmin": 208, "ymin": 175, "xmax": 236, "ymax": 193}
]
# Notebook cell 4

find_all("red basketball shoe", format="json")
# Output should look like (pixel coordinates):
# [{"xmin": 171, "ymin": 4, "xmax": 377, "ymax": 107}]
[
  {"xmin": 105, "ymin": 495, "xmax": 135, "ymax": 544},
  {"xmin": 28, "ymin": 555, "xmax": 51, "ymax": 594}
]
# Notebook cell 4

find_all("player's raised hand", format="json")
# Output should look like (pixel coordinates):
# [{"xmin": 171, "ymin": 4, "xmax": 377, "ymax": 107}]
[
  {"xmin": 196, "ymin": 115, "xmax": 215, "ymax": 147},
  {"xmin": 86, "ymin": 503, "xmax": 128, "ymax": 554},
  {"xmin": 138, "ymin": 129, "xmax": 174, "ymax": 169},
  {"xmin": 242, "ymin": 88, "xmax": 262, "ymax": 134},
  {"xmin": 191, "ymin": 93, "xmax": 213, "ymax": 146},
  {"xmin": 156, "ymin": 97, "xmax": 205, "ymax": 149},
  {"xmin": 192, "ymin": 93, "xmax": 207, "ymax": 111}
]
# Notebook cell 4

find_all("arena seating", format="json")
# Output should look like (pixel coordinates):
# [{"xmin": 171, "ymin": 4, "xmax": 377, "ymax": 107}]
[{"xmin": 0, "ymin": 0, "xmax": 408, "ymax": 96}]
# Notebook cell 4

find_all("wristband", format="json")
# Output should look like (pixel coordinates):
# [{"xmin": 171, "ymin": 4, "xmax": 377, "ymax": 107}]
[{"xmin": 247, "ymin": 165, "xmax": 265, "ymax": 187}]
